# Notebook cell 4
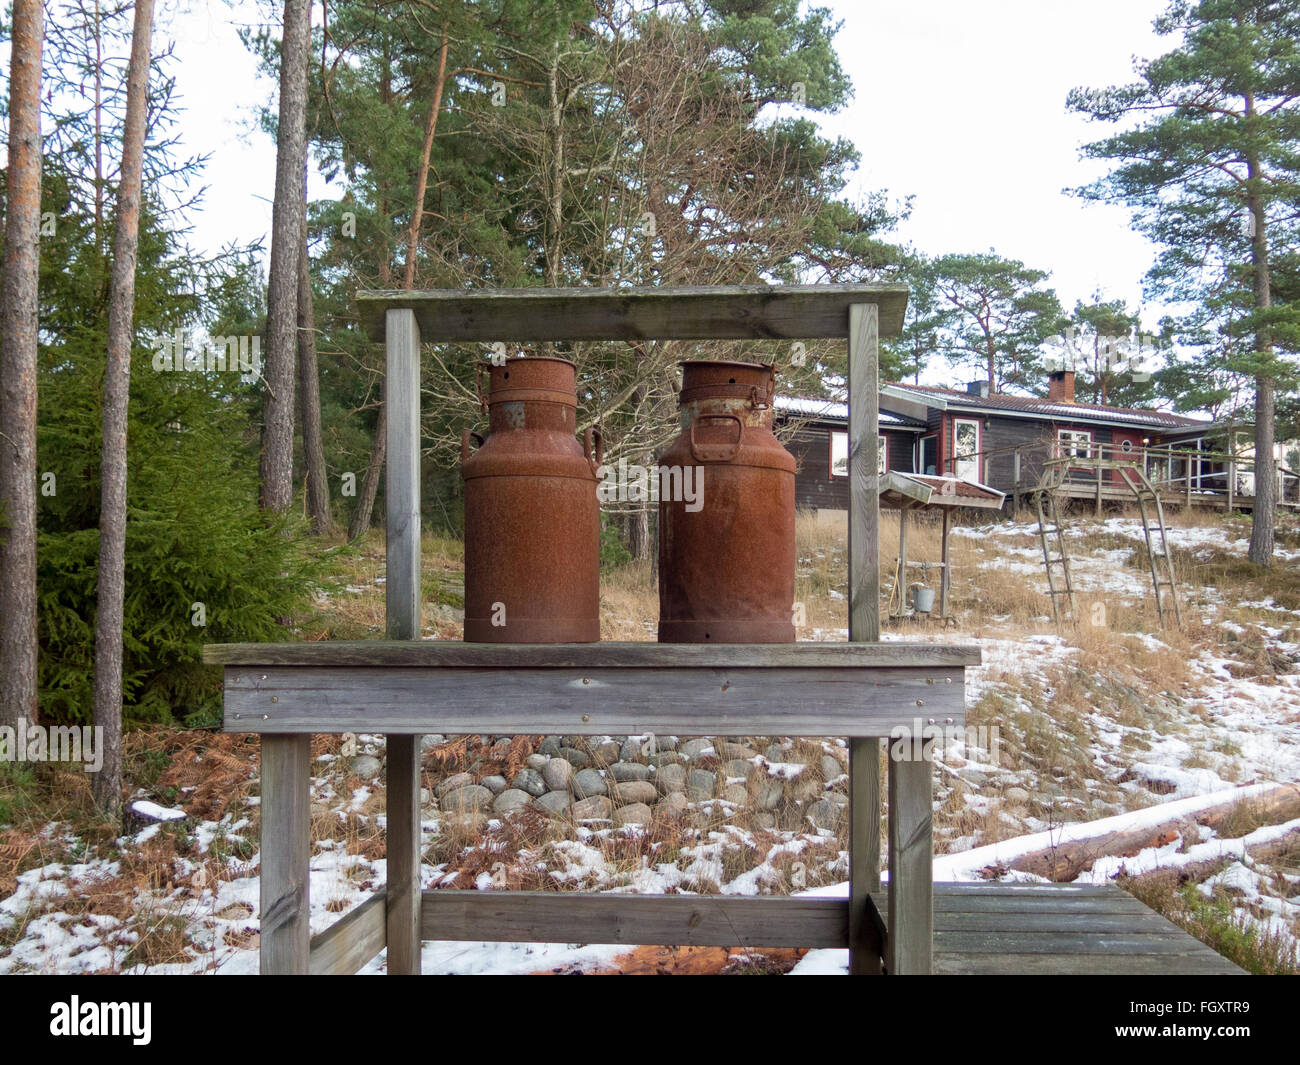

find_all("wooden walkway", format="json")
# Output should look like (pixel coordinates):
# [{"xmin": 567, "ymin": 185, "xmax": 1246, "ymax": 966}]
[{"xmin": 874, "ymin": 883, "xmax": 1244, "ymax": 975}]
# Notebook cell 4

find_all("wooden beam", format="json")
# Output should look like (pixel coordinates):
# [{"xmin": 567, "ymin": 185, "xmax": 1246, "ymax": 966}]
[
  {"xmin": 222, "ymin": 663, "xmax": 966, "ymax": 736},
  {"xmin": 421, "ymin": 891, "xmax": 849, "ymax": 948},
  {"xmin": 384, "ymin": 306, "xmax": 422, "ymax": 976},
  {"xmin": 354, "ymin": 284, "xmax": 908, "ymax": 342},
  {"xmin": 205, "ymin": 640, "xmax": 979, "ymax": 669},
  {"xmin": 887, "ymin": 755, "xmax": 933, "ymax": 974},
  {"xmin": 259, "ymin": 734, "xmax": 311, "ymax": 974},
  {"xmin": 308, "ymin": 890, "xmax": 388, "ymax": 976},
  {"xmin": 847, "ymin": 302, "xmax": 883, "ymax": 975}
]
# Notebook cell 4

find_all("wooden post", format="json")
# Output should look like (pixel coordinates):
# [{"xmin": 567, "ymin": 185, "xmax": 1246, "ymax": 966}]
[
  {"xmin": 1227, "ymin": 455, "xmax": 1235, "ymax": 512},
  {"xmin": 385, "ymin": 307, "xmax": 423, "ymax": 974},
  {"xmin": 897, "ymin": 506, "xmax": 908, "ymax": 616},
  {"xmin": 260, "ymin": 734, "xmax": 311, "ymax": 974},
  {"xmin": 848, "ymin": 302, "xmax": 882, "ymax": 974},
  {"xmin": 887, "ymin": 753, "xmax": 933, "ymax": 974},
  {"xmin": 1012, "ymin": 447, "xmax": 1021, "ymax": 511},
  {"xmin": 938, "ymin": 508, "xmax": 950, "ymax": 619},
  {"xmin": 1095, "ymin": 463, "xmax": 1103, "ymax": 517}
]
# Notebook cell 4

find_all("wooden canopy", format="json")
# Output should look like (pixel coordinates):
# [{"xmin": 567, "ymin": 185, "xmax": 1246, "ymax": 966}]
[
  {"xmin": 355, "ymin": 283, "xmax": 909, "ymax": 342},
  {"xmin": 879, "ymin": 471, "xmax": 1007, "ymax": 511}
]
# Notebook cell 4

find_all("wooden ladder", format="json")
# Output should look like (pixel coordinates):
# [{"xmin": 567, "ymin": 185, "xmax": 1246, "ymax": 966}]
[
  {"xmin": 1033, "ymin": 473, "xmax": 1076, "ymax": 627},
  {"xmin": 1117, "ymin": 465, "xmax": 1182, "ymax": 628}
]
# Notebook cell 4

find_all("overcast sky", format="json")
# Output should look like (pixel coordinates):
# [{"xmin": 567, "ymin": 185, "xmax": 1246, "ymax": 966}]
[{"xmin": 11, "ymin": 0, "xmax": 1176, "ymax": 336}]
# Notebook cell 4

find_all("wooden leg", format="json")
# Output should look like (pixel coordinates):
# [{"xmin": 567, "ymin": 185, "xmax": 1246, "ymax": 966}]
[
  {"xmin": 260, "ymin": 734, "xmax": 311, "ymax": 974},
  {"xmin": 848, "ymin": 737, "xmax": 882, "ymax": 974},
  {"xmin": 887, "ymin": 752, "xmax": 933, "ymax": 975},
  {"xmin": 385, "ymin": 734, "xmax": 422, "ymax": 974}
]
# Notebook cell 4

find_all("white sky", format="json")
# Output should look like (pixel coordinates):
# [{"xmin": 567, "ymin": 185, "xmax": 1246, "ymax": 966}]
[{"xmin": 10, "ymin": 0, "xmax": 1175, "ymax": 334}]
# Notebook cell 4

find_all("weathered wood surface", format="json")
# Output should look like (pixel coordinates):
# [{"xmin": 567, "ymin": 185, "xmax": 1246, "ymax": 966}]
[
  {"xmin": 383, "ymin": 307, "xmax": 424, "ymax": 975},
  {"xmin": 220, "ymin": 663, "xmax": 965, "ymax": 736},
  {"xmin": 260, "ymin": 735, "xmax": 311, "ymax": 974},
  {"xmin": 412, "ymin": 883, "xmax": 1241, "ymax": 975},
  {"xmin": 384, "ymin": 308, "xmax": 421, "ymax": 643},
  {"xmin": 355, "ymin": 284, "xmax": 908, "ymax": 342},
  {"xmin": 204, "ymin": 640, "xmax": 979, "ymax": 668},
  {"xmin": 308, "ymin": 890, "xmax": 387, "ymax": 976},
  {"xmin": 887, "ymin": 756, "xmax": 933, "ymax": 974},
  {"xmin": 847, "ymin": 302, "xmax": 884, "ymax": 973},
  {"xmin": 422, "ymin": 891, "xmax": 849, "ymax": 948}
]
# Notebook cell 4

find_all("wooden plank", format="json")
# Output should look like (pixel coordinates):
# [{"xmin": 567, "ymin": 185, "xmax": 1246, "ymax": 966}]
[
  {"xmin": 222, "ymin": 664, "xmax": 965, "ymax": 736},
  {"xmin": 932, "ymin": 930, "xmax": 1236, "ymax": 955},
  {"xmin": 385, "ymin": 308, "xmax": 421, "ymax": 643},
  {"xmin": 384, "ymin": 306, "xmax": 423, "ymax": 976},
  {"xmin": 308, "ymin": 890, "xmax": 388, "ymax": 976},
  {"xmin": 259, "ymin": 734, "xmax": 311, "ymax": 974},
  {"xmin": 936, "ymin": 953, "xmax": 1242, "ymax": 976},
  {"xmin": 205, "ymin": 639, "xmax": 980, "ymax": 669},
  {"xmin": 385, "ymin": 735, "xmax": 422, "ymax": 975},
  {"xmin": 887, "ymin": 755, "xmax": 933, "ymax": 974},
  {"xmin": 355, "ymin": 284, "xmax": 909, "ymax": 342},
  {"xmin": 848, "ymin": 302, "xmax": 881, "ymax": 645},
  {"xmin": 420, "ymin": 891, "xmax": 848, "ymax": 948},
  {"xmin": 848, "ymin": 302, "xmax": 884, "ymax": 976}
]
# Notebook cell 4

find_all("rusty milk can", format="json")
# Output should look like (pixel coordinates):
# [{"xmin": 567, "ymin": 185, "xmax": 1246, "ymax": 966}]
[
  {"xmin": 658, "ymin": 360, "xmax": 795, "ymax": 643},
  {"xmin": 461, "ymin": 356, "xmax": 601, "ymax": 642}
]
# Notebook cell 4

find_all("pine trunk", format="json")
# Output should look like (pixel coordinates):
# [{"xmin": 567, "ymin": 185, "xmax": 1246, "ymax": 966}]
[
  {"xmin": 1245, "ymin": 143, "xmax": 1275, "ymax": 567},
  {"xmin": 347, "ymin": 41, "xmax": 449, "ymax": 540},
  {"xmin": 0, "ymin": 0, "xmax": 44, "ymax": 732},
  {"xmin": 259, "ymin": 0, "xmax": 312, "ymax": 512},
  {"xmin": 92, "ymin": 0, "xmax": 154, "ymax": 817},
  {"xmin": 297, "ymin": 209, "xmax": 332, "ymax": 536}
]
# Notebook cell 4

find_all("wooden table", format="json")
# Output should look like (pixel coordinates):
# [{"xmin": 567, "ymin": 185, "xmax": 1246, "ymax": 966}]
[{"xmin": 205, "ymin": 639, "xmax": 978, "ymax": 974}]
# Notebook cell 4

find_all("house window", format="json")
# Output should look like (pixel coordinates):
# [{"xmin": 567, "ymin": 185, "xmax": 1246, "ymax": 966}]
[
  {"xmin": 953, "ymin": 418, "xmax": 980, "ymax": 480},
  {"xmin": 828, "ymin": 431, "xmax": 887, "ymax": 477},
  {"xmin": 830, "ymin": 431, "xmax": 848, "ymax": 478},
  {"xmin": 1120, "ymin": 439, "xmax": 1134, "ymax": 453},
  {"xmin": 1058, "ymin": 429, "xmax": 1092, "ymax": 459}
]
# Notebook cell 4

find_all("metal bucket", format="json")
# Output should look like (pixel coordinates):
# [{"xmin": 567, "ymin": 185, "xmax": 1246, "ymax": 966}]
[
  {"xmin": 657, "ymin": 360, "xmax": 795, "ymax": 643},
  {"xmin": 461, "ymin": 357, "xmax": 600, "ymax": 642},
  {"xmin": 912, "ymin": 585, "xmax": 935, "ymax": 614}
]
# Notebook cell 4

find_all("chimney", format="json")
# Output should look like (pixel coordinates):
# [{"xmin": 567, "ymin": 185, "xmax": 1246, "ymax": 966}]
[
  {"xmin": 965, "ymin": 380, "xmax": 990, "ymax": 398},
  {"xmin": 1048, "ymin": 369, "xmax": 1075, "ymax": 404}
]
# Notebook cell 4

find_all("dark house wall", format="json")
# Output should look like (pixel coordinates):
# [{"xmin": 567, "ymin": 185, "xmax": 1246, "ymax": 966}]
[{"xmin": 785, "ymin": 421, "xmax": 918, "ymax": 511}]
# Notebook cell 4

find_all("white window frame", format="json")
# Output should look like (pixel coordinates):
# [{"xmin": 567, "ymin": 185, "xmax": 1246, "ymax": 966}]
[
  {"xmin": 830, "ymin": 430, "xmax": 848, "ymax": 478},
  {"xmin": 1058, "ymin": 428, "xmax": 1093, "ymax": 460},
  {"xmin": 952, "ymin": 418, "xmax": 981, "ymax": 481}
]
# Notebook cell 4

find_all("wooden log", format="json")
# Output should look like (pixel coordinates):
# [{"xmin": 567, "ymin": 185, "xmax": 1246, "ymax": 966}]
[
  {"xmin": 384, "ymin": 306, "xmax": 422, "ymax": 975},
  {"xmin": 421, "ymin": 891, "xmax": 848, "ymax": 948},
  {"xmin": 1005, "ymin": 783, "xmax": 1300, "ymax": 881},
  {"xmin": 355, "ymin": 283, "xmax": 909, "ymax": 343},
  {"xmin": 308, "ymin": 890, "xmax": 388, "ymax": 975},
  {"xmin": 260, "ymin": 734, "xmax": 311, "ymax": 974},
  {"xmin": 887, "ymin": 754, "xmax": 933, "ymax": 974},
  {"xmin": 221, "ymin": 663, "xmax": 966, "ymax": 737}
]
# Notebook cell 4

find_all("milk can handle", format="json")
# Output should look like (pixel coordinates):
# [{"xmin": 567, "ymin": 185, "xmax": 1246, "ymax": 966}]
[
  {"xmin": 584, "ymin": 427, "xmax": 604, "ymax": 476},
  {"xmin": 461, "ymin": 428, "xmax": 485, "ymax": 465},
  {"xmin": 689, "ymin": 413, "xmax": 744, "ymax": 463}
]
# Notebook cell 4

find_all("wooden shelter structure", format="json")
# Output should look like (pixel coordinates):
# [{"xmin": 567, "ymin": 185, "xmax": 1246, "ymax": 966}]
[
  {"xmin": 202, "ymin": 284, "xmax": 1237, "ymax": 977},
  {"xmin": 879, "ymin": 472, "xmax": 1005, "ymax": 623}
]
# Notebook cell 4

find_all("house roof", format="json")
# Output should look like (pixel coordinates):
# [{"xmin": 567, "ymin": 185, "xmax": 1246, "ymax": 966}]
[
  {"xmin": 774, "ymin": 395, "xmax": 927, "ymax": 430},
  {"xmin": 878, "ymin": 472, "xmax": 1006, "ymax": 511},
  {"xmin": 883, "ymin": 383, "xmax": 1207, "ymax": 432}
]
